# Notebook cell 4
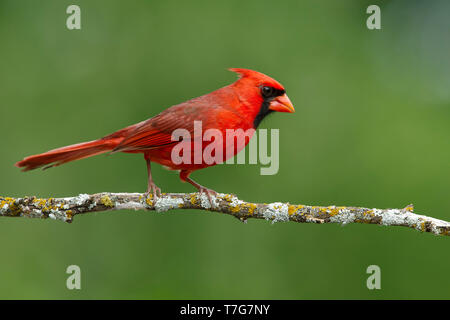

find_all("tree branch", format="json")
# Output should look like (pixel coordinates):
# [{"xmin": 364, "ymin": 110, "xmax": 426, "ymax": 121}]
[{"xmin": 1, "ymin": 192, "xmax": 448, "ymax": 236}]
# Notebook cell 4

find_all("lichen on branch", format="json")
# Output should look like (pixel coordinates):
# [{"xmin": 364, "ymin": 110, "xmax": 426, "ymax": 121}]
[{"xmin": 0, "ymin": 193, "xmax": 449, "ymax": 236}]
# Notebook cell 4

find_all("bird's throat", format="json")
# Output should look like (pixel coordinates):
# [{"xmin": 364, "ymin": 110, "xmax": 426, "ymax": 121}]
[{"xmin": 253, "ymin": 100, "xmax": 274, "ymax": 128}]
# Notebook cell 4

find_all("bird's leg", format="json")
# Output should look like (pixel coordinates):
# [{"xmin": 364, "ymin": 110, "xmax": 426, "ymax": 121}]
[
  {"xmin": 179, "ymin": 170, "xmax": 217, "ymax": 206},
  {"xmin": 145, "ymin": 155, "xmax": 161, "ymax": 199}
]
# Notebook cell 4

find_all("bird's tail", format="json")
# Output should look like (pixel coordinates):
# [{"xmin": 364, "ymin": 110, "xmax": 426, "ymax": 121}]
[{"xmin": 15, "ymin": 138, "xmax": 122, "ymax": 171}]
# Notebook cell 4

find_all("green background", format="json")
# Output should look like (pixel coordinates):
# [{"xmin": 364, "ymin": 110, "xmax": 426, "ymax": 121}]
[{"xmin": 0, "ymin": 0, "xmax": 449, "ymax": 299}]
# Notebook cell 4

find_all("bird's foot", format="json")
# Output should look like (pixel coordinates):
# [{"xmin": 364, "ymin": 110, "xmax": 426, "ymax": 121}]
[
  {"xmin": 197, "ymin": 186, "xmax": 218, "ymax": 208},
  {"xmin": 145, "ymin": 182, "xmax": 162, "ymax": 200}
]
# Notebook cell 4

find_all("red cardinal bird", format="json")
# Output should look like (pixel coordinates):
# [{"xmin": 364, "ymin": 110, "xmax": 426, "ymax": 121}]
[{"xmin": 15, "ymin": 68, "xmax": 294, "ymax": 201}]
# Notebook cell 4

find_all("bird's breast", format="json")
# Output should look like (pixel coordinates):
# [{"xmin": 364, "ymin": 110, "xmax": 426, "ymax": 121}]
[{"xmin": 145, "ymin": 123, "xmax": 255, "ymax": 171}]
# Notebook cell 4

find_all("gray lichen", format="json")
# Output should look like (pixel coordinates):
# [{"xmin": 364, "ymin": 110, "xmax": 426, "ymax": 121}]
[{"xmin": 262, "ymin": 202, "xmax": 290, "ymax": 223}]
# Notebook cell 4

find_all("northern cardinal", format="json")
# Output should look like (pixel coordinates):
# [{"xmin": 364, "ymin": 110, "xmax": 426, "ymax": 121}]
[{"xmin": 15, "ymin": 68, "xmax": 294, "ymax": 202}]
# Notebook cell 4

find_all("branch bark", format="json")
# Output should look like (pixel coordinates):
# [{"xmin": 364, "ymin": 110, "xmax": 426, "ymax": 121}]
[{"xmin": 1, "ymin": 192, "xmax": 449, "ymax": 236}]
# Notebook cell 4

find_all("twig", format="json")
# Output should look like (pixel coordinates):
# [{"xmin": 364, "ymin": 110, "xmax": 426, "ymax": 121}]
[{"xmin": 0, "ymin": 192, "xmax": 448, "ymax": 236}]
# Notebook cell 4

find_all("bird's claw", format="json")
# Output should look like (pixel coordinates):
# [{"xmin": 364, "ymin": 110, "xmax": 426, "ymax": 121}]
[
  {"xmin": 198, "ymin": 187, "xmax": 217, "ymax": 208},
  {"xmin": 146, "ymin": 182, "xmax": 162, "ymax": 200}
]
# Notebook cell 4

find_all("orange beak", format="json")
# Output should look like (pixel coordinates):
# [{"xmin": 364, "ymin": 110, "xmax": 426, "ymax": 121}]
[{"xmin": 269, "ymin": 94, "xmax": 295, "ymax": 113}]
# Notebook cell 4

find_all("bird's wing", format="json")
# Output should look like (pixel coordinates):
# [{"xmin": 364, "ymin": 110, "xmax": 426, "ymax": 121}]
[{"xmin": 112, "ymin": 96, "xmax": 241, "ymax": 153}]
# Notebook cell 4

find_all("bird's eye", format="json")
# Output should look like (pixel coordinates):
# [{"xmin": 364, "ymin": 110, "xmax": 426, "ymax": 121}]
[{"xmin": 261, "ymin": 86, "xmax": 274, "ymax": 98}]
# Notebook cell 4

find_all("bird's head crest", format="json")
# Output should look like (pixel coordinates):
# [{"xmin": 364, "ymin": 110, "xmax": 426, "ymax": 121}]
[{"xmin": 228, "ymin": 68, "xmax": 285, "ymax": 92}]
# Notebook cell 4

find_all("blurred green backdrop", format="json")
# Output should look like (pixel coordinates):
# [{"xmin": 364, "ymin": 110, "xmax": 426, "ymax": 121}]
[{"xmin": 0, "ymin": 0, "xmax": 449, "ymax": 299}]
